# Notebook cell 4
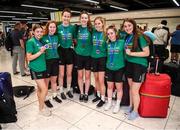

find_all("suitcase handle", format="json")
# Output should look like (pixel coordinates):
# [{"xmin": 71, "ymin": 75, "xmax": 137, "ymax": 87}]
[{"xmin": 147, "ymin": 57, "xmax": 160, "ymax": 75}]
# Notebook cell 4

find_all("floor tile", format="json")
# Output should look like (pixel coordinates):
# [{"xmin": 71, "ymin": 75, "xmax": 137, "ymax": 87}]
[
  {"xmin": 0, "ymin": 123, "xmax": 22, "ymax": 130},
  {"xmin": 53, "ymin": 101, "xmax": 92, "ymax": 124},
  {"xmin": 15, "ymin": 102, "xmax": 40, "ymax": 127},
  {"xmin": 22, "ymin": 115, "xmax": 71, "ymax": 130},
  {"xmin": 74, "ymin": 111, "xmax": 121, "ymax": 130},
  {"xmin": 165, "ymin": 97, "xmax": 180, "ymax": 130},
  {"xmin": 124, "ymin": 115, "xmax": 168, "ymax": 130},
  {"xmin": 68, "ymin": 125, "xmax": 81, "ymax": 130},
  {"xmin": 116, "ymin": 122, "xmax": 143, "ymax": 130}
]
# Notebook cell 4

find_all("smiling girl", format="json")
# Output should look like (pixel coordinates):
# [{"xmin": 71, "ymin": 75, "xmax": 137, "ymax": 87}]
[
  {"xmin": 41, "ymin": 21, "xmax": 62, "ymax": 108},
  {"xmin": 26, "ymin": 24, "xmax": 51, "ymax": 116},
  {"xmin": 75, "ymin": 11, "xmax": 92, "ymax": 103},
  {"xmin": 91, "ymin": 17, "xmax": 107, "ymax": 108},
  {"xmin": 104, "ymin": 25, "xmax": 125, "ymax": 114},
  {"xmin": 57, "ymin": 8, "xmax": 75, "ymax": 100},
  {"xmin": 123, "ymin": 18, "xmax": 149, "ymax": 120}
]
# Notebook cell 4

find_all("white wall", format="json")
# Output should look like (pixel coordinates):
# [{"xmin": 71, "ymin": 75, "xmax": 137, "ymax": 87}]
[
  {"xmin": 105, "ymin": 18, "xmax": 180, "ymax": 33},
  {"xmin": 71, "ymin": 8, "xmax": 180, "ymax": 33}
]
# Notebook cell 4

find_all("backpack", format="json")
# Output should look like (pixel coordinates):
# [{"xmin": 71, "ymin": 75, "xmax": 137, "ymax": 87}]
[
  {"xmin": 13, "ymin": 85, "xmax": 35, "ymax": 99},
  {"xmin": 0, "ymin": 77, "xmax": 17, "ymax": 123},
  {"xmin": 5, "ymin": 33, "xmax": 13, "ymax": 51}
]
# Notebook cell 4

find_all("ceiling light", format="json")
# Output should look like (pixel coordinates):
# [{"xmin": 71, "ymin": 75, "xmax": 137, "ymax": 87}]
[
  {"xmin": 12, "ymin": 18, "xmax": 32, "ymax": 21},
  {"xmin": 0, "ymin": 15, "xmax": 15, "ymax": 18},
  {"xmin": 0, "ymin": 10, "xmax": 32, "ymax": 15},
  {"xmin": 110, "ymin": 5, "xmax": 128, "ymax": 11},
  {"xmin": 27, "ymin": 21, "xmax": 41, "ymax": 24},
  {"xmin": 172, "ymin": 0, "xmax": 180, "ymax": 6},
  {"xmin": 21, "ymin": 4, "xmax": 59, "ymax": 10},
  {"xmin": 84, "ymin": 0, "xmax": 99, "ymax": 4},
  {"xmin": 40, "ymin": 20, "xmax": 49, "ymax": 22},
  {"xmin": 71, "ymin": 10, "xmax": 81, "ymax": 13},
  {"xmin": 27, "ymin": 17, "xmax": 49, "ymax": 20},
  {"xmin": 1, "ymin": 21, "xmax": 19, "ymax": 23}
]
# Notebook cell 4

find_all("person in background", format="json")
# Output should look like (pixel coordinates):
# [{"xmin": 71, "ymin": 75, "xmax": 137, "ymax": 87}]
[
  {"xmin": 11, "ymin": 22, "xmax": 26, "ymax": 76},
  {"xmin": 91, "ymin": 16, "xmax": 106, "ymax": 107},
  {"xmin": 123, "ymin": 18, "xmax": 149, "ymax": 120},
  {"xmin": 153, "ymin": 20, "xmax": 169, "ymax": 59},
  {"xmin": 21, "ymin": 21, "xmax": 30, "ymax": 74},
  {"xmin": 75, "ymin": 11, "xmax": 92, "ymax": 103},
  {"xmin": 26, "ymin": 24, "xmax": 51, "ymax": 117},
  {"xmin": 41, "ymin": 21, "xmax": 62, "ymax": 108},
  {"xmin": 57, "ymin": 8, "xmax": 75, "ymax": 99},
  {"xmin": 0, "ymin": 31, "xmax": 5, "ymax": 47},
  {"xmin": 104, "ymin": 25, "xmax": 125, "ymax": 114},
  {"xmin": 170, "ymin": 24, "xmax": 180, "ymax": 64}
]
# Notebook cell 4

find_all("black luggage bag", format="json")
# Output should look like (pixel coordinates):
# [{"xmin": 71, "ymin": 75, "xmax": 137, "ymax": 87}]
[
  {"xmin": 0, "ymin": 72, "xmax": 17, "ymax": 123},
  {"xmin": 162, "ymin": 63, "xmax": 180, "ymax": 96}
]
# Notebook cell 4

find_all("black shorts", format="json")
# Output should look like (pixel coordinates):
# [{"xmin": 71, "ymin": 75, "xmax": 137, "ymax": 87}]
[
  {"xmin": 46, "ymin": 59, "xmax": 59, "ymax": 77},
  {"xmin": 58, "ymin": 46, "xmax": 74, "ymax": 65},
  {"xmin": 105, "ymin": 68, "xmax": 125, "ymax": 82},
  {"xmin": 125, "ymin": 61, "xmax": 147, "ymax": 83},
  {"xmin": 170, "ymin": 44, "xmax": 180, "ymax": 53},
  {"xmin": 76, "ymin": 54, "xmax": 91, "ymax": 70},
  {"xmin": 154, "ymin": 45, "xmax": 166, "ymax": 58},
  {"xmin": 30, "ymin": 69, "xmax": 48, "ymax": 80},
  {"xmin": 91, "ymin": 57, "xmax": 106, "ymax": 72}
]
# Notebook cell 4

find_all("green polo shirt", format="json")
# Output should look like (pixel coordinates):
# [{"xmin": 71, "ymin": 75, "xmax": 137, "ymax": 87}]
[
  {"xmin": 75, "ymin": 26, "xmax": 92, "ymax": 56},
  {"xmin": 125, "ymin": 35, "xmax": 148, "ymax": 67},
  {"xmin": 91, "ymin": 30, "xmax": 107, "ymax": 58},
  {"xmin": 106, "ymin": 39, "xmax": 125, "ymax": 70},
  {"xmin": 57, "ymin": 24, "xmax": 75, "ymax": 48},
  {"xmin": 41, "ymin": 35, "xmax": 59, "ymax": 59},
  {"xmin": 26, "ymin": 37, "xmax": 46, "ymax": 72}
]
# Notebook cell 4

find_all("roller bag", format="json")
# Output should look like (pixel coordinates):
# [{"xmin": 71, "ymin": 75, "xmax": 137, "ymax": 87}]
[
  {"xmin": 139, "ymin": 58, "xmax": 171, "ymax": 118},
  {"xmin": 0, "ymin": 72, "xmax": 17, "ymax": 123},
  {"xmin": 162, "ymin": 63, "xmax": 180, "ymax": 96}
]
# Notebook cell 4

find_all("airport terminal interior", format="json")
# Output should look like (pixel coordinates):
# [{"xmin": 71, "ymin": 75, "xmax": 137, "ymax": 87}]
[{"xmin": 0, "ymin": 0, "xmax": 180, "ymax": 130}]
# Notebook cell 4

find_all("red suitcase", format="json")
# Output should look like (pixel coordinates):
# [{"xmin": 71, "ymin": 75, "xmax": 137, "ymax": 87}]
[{"xmin": 139, "ymin": 58, "xmax": 171, "ymax": 118}]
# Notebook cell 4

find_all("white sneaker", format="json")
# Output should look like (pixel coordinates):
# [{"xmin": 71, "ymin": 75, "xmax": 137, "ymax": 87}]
[
  {"xmin": 113, "ymin": 105, "xmax": 120, "ymax": 114},
  {"xmin": 104, "ymin": 102, "xmax": 112, "ymax": 111},
  {"xmin": 39, "ymin": 108, "xmax": 51, "ymax": 117}
]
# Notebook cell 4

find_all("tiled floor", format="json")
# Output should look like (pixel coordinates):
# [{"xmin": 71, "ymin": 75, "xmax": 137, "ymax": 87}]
[{"xmin": 0, "ymin": 47, "xmax": 180, "ymax": 130}]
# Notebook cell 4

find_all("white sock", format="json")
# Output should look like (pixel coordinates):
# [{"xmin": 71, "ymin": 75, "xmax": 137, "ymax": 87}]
[
  {"xmin": 60, "ymin": 86, "xmax": 64, "ymax": 93},
  {"xmin": 97, "ymin": 91, "xmax": 100, "ymax": 97},
  {"xmin": 101, "ymin": 95, "xmax": 105, "ymax": 101},
  {"xmin": 45, "ymin": 96, "xmax": 49, "ymax": 101},
  {"xmin": 67, "ymin": 84, "xmax": 71, "ymax": 91},
  {"xmin": 108, "ymin": 98, "xmax": 112, "ymax": 103},
  {"xmin": 53, "ymin": 92, "xmax": 57, "ymax": 98},
  {"xmin": 116, "ymin": 99, "xmax": 121, "ymax": 106}
]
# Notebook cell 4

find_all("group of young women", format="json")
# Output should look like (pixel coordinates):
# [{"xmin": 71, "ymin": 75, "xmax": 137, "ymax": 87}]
[{"xmin": 26, "ymin": 8, "xmax": 150, "ymax": 120}]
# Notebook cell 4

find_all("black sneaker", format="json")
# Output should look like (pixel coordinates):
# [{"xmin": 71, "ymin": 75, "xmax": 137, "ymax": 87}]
[
  {"xmin": 92, "ymin": 96, "xmax": 100, "ymax": 103},
  {"xmin": 79, "ymin": 94, "xmax": 84, "ymax": 102},
  {"xmin": 53, "ymin": 96, "xmax": 62, "ymax": 103},
  {"xmin": 61, "ymin": 92, "xmax": 67, "ymax": 100},
  {"xmin": 13, "ymin": 71, "xmax": 20, "ymax": 75},
  {"xmin": 84, "ymin": 94, "xmax": 88, "ymax": 103},
  {"xmin": 66, "ymin": 91, "xmax": 73, "ymax": 98},
  {"xmin": 44, "ymin": 100, "xmax": 53, "ymax": 108},
  {"xmin": 96, "ymin": 100, "xmax": 105, "ymax": 108}
]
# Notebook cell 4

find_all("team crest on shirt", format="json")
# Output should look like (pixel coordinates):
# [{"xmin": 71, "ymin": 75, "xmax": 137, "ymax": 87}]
[{"xmin": 46, "ymin": 40, "xmax": 49, "ymax": 43}]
